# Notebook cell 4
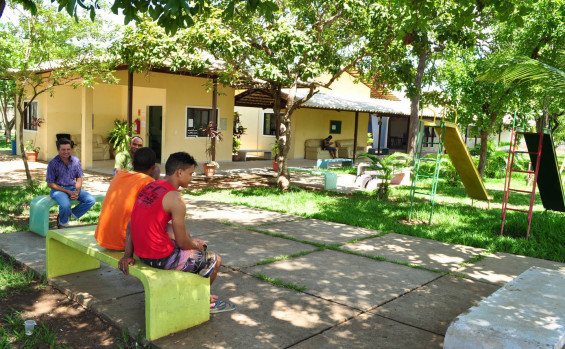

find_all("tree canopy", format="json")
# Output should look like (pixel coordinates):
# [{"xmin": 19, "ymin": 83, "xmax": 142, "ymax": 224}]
[
  {"xmin": 0, "ymin": 0, "xmax": 278, "ymax": 34},
  {"xmin": 1, "ymin": 3, "xmax": 118, "ymax": 181}
]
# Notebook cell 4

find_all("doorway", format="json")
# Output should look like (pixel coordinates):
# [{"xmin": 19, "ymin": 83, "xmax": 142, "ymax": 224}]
[{"xmin": 148, "ymin": 106, "xmax": 163, "ymax": 163}]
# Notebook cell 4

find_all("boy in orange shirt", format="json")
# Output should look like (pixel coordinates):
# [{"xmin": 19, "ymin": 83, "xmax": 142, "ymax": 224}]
[{"xmin": 95, "ymin": 147, "xmax": 157, "ymax": 250}]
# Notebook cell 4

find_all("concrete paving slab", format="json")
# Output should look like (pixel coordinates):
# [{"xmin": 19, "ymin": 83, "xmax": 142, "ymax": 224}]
[
  {"xmin": 92, "ymin": 292, "xmax": 146, "ymax": 339},
  {"xmin": 0, "ymin": 230, "xmax": 46, "ymax": 275},
  {"xmin": 49, "ymin": 263, "xmax": 144, "ymax": 305},
  {"xmin": 185, "ymin": 199, "xmax": 301, "ymax": 226},
  {"xmin": 342, "ymin": 233, "xmax": 485, "ymax": 272},
  {"xmin": 290, "ymin": 312, "xmax": 443, "ymax": 349},
  {"xmin": 153, "ymin": 269, "xmax": 359, "ymax": 349},
  {"xmin": 255, "ymin": 219, "xmax": 380, "ymax": 245},
  {"xmin": 187, "ymin": 218, "xmax": 235, "ymax": 237},
  {"xmin": 445, "ymin": 267, "xmax": 565, "ymax": 349},
  {"xmin": 200, "ymin": 228, "xmax": 317, "ymax": 268},
  {"xmin": 373, "ymin": 275, "xmax": 500, "ymax": 335},
  {"xmin": 457, "ymin": 252, "xmax": 565, "ymax": 285},
  {"xmin": 245, "ymin": 250, "xmax": 440, "ymax": 310}
]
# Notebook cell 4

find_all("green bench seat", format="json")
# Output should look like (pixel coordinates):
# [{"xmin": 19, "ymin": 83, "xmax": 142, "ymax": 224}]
[
  {"xmin": 288, "ymin": 167, "xmax": 338, "ymax": 190},
  {"xmin": 29, "ymin": 194, "xmax": 105, "ymax": 237},
  {"xmin": 46, "ymin": 226, "xmax": 210, "ymax": 340},
  {"xmin": 316, "ymin": 158, "xmax": 353, "ymax": 169}
]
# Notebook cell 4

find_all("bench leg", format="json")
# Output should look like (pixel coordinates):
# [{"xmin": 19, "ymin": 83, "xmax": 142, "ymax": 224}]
[
  {"xmin": 46, "ymin": 236, "xmax": 100, "ymax": 278},
  {"xmin": 317, "ymin": 159, "xmax": 329, "ymax": 169},
  {"xmin": 134, "ymin": 270, "xmax": 210, "ymax": 340},
  {"xmin": 29, "ymin": 196, "xmax": 56, "ymax": 237},
  {"xmin": 323, "ymin": 173, "xmax": 338, "ymax": 190}
]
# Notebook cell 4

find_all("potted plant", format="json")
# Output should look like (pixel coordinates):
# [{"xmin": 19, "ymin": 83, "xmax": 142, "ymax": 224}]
[
  {"xmin": 203, "ymin": 121, "xmax": 223, "ymax": 176},
  {"xmin": 232, "ymin": 112, "xmax": 246, "ymax": 161},
  {"xmin": 107, "ymin": 119, "xmax": 132, "ymax": 158},
  {"xmin": 272, "ymin": 140, "xmax": 280, "ymax": 172},
  {"xmin": 358, "ymin": 152, "xmax": 412, "ymax": 199},
  {"xmin": 24, "ymin": 140, "xmax": 40, "ymax": 162}
]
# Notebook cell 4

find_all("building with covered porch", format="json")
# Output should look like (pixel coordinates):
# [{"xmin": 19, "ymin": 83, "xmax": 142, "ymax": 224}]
[{"xmin": 16, "ymin": 64, "xmax": 235, "ymax": 169}]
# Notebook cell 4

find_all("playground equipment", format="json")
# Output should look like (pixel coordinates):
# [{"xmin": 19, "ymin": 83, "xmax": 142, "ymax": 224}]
[
  {"xmin": 501, "ymin": 119, "xmax": 565, "ymax": 238},
  {"xmin": 409, "ymin": 106, "xmax": 491, "ymax": 224}
]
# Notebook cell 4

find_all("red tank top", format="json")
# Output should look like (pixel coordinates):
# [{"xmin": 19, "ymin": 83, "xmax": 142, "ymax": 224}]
[{"xmin": 131, "ymin": 180, "xmax": 176, "ymax": 259}]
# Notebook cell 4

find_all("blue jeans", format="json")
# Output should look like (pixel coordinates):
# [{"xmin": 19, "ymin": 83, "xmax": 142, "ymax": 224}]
[{"xmin": 50, "ymin": 186, "xmax": 96, "ymax": 226}]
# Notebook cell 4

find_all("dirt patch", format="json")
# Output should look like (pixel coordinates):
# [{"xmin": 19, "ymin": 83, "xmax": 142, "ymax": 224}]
[
  {"xmin": 189, "ymin": 173, "xmax": 276, "ymax": 191},
  {"xmin": 0, "ymin": 257, "xmax": 131, "ymax": 348}
]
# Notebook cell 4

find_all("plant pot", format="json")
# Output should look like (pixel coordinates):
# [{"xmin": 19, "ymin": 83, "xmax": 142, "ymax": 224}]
[
  {"xmin": 26, "ymin": 151, "xmax": 38, "ymax": 162},
  {"xmin": 272, "ymin": 160, "xmax": 278, "ymax": 172},
  {"xmin": 232, "ymin": 154, "xmax": 240, "ymax": 161},
  {"xmin": 203, "ymin": 163, "xmax": 216, "ymax": 177}
]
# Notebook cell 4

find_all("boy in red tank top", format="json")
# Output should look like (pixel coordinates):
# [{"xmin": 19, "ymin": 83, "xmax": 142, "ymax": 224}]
[{"xmin": 118, "ymin": 152, "xmax": 235, "ymax": 313}]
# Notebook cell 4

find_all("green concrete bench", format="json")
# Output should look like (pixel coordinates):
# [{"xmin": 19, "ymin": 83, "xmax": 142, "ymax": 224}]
[
  {"xmin": 288, "ymin": 167, "xmax": 338, "ymax": 190},
  {"xmin": 316, "ymin": 158, "xmax": 353, "ymax": 169},
  {"xmin": 29, "ymin": 194, "xmax": 105, "ymax": 237},
  {"xmin": 46, "ymin": 226, "xmax": 210, "ymax": 340}
]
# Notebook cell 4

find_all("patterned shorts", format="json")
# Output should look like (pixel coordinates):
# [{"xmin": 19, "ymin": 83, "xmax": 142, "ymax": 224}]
[{"xmin": 140, "ymin": 243, "xmax": 218, "ymax": 278}]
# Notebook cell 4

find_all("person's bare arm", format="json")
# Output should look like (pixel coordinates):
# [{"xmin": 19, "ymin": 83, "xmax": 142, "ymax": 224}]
[
  {"xmin": 118, "ymin": 221, "xmax": 136, "ymax": 275},
  {"xmin": 162, "ymin": 191, "xmax": 205, "ymax": 251}
]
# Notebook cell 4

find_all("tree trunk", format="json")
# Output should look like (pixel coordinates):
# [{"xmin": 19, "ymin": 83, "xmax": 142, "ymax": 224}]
[
  {"xmin": 477, "ymin": 112, "xmax": 497, "ymax": 178},
  {"xmin": 407, "ymin": 50, "xmax": 429, "ymax": 158},
  {"xmin": 16, "ymin": 103, "xmax": 32, "ymax": 183},
  {"xmin": 478, "ymin": 130, "xmax": 489, "ymax": 177},
  {"xmin": 276, "ymin": 83, "xmax": 298, "ymax": 190}
]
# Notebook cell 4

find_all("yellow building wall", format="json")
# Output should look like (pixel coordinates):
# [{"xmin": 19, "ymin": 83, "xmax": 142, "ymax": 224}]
[
  {"xmin": 235, "ymin": 107, "xmax": 278, "ymax": 152},
  {"xmin": 93, "ymin": 84, "xmax": 125, "ymax": 138},
  {"xmin": 290, "ymin": 108, "xmax": 368, "ymax": 159},
  {"xmin": 115, "ymin": 71, "xmax": 234, "ymax": 163},
  {"xmin": 317, "ymin": 72, "xmax": 371, "ymax": 98}
]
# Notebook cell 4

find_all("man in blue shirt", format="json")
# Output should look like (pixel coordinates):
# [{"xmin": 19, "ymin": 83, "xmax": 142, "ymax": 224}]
[{"xmin": 46, "ymin": 138, "xmax": 96, "ymax": 228}]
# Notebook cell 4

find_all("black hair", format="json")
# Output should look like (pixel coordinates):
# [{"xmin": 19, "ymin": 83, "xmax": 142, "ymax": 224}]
[
  {"xmin": 56, "ymin": 138, "xmax": 72, "ymax": 149},
  {"xmin": 133, "ymin": 147, "xmax": 156, "ymax": 172},
  {"xmin": 327, "ymin": 135, "xmax": 333, "ymax": 139},
  {"xmin": 165, "ymin": 152, "xmax": 198, "ymax": 175}
]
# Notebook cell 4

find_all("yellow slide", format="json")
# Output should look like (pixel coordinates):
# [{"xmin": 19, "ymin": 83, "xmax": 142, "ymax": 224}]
[{"xmin": 433, "ymin": 121, "xmax": 492, "ymax": 202}]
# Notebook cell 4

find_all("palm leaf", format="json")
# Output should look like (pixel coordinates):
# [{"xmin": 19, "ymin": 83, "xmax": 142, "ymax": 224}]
[{"xmin": 480, "ymin": 55, "xmax": 565, "ymax": 94}]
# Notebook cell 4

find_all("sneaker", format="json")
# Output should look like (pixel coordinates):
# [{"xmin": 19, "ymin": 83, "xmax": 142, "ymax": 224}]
[{"xmin": 210, "ymin": 300, "xmax": 236, "ymax": 314}]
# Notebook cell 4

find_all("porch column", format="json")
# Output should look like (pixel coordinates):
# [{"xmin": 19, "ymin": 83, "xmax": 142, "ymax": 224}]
[
  {"xmin": 353, "ymin": 111, "xmax": 359, "ymax": 160},
  {"xmin": 81, "ymin": 86, "xmax": 94, "ymax": 169},
  {"xmin": 127, "ymin": 71, "xmax": 133, "ymax": 136}
]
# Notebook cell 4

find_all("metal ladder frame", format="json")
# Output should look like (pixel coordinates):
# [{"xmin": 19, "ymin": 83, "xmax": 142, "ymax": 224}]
[
  {"xmin": 409, "ymin": 108, "xmax": 447, "ymax": 224},
  {"xmin": 500, "ymin": 124, "xmax": 544, "ymax": 238}
]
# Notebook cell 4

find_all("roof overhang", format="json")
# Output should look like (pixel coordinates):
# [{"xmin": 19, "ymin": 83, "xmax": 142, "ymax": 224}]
[{"xmin": 235, "ymin": 89, "xmax": 435, "ymax": 117}]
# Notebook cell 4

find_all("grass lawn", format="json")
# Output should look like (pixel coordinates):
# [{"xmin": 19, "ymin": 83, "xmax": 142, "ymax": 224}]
[
  {"xmin": 0, "ymin": 182, "xmax": 102, "ymax": 234},
  {"xmin": 0, "ymin": 137, "xmax": 12, "ymax": 151},
  {"xmin": 185, "ymin": 173, "xmax": 565, "ymax": 263}
]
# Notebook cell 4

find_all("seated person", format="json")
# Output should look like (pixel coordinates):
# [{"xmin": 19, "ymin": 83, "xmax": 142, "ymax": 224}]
[
  {"xmin": 46, "ymin": 138, "xmax": 95, "ymax": 228},
  {"xmin": 118, "ymin": 152, "xmax": 235, "ymax": 313},
  {"xmin": 115, "ymin": 136, "xmax": 160, "ymax": 180},
  {"xmin": 95, "ymin": 147, "xmax": 157, "ymax": 250},
  {"xmin": 322, "ymin": 135, "xmax": 337, "ymax": 159}
]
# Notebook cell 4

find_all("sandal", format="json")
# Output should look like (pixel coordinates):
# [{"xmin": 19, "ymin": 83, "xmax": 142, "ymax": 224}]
[{"xmin": 210, "ymin": 300, "xmax": 236, "ymax": 314}]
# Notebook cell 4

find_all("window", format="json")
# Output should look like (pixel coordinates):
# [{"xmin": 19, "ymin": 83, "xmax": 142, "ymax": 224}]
[
  {"xmin": 329, "ymin": 120, "xmax": 342, "ymax": 134},
  {"xmin": 24, "ymin": 101, "xmax": 38, "ymax": 131},
  {"xmin": 186, "ymin": 107, "xmax": 219, "ymax": 137},
  {"xmin": 263, "ymin": 112, "xmax": 277, "ymax": 136}
]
